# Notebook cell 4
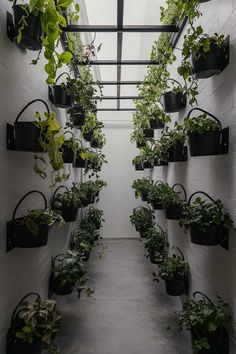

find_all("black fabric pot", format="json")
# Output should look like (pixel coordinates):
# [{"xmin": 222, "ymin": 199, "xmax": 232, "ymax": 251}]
[
  {"xmin": 151, "ymin": 200, "xmax": 163, "ymax": 210},
  {"xmin": 164, "ymin": 276, "xmax": 187, "ymax": 296},
  {"xmin": 11, "ymin": 340, "xmax": 42, "ymax": 354},
  {"xmin": 73, "ymin": 153, "xmax": 86, "ymax": 168},
  {"xmin": 191, "ymin": 43, "xmax": 228, "ymax": 79},
  {"xmin": 69, "ymin": 106, "xmax": 86, "ymax": 127},
  {"xmin": 13, "ymin": 219, "xmax": 49, "ymax": 248},
  {"xmin": 62, "ymin": 143, "xmax": 75, "ymax": 164},
  {"xmin": 13, "ymin": 5, "xmax": 42, "ymax": 51},
  {"xmin": 14, "ymin": 122, "xmax": 43, "ymax": 152},
  {"xmin": 50, "ymin": 85, "xmax": 73, "ymax": 108},
  {"xmin": 52, "ymin": 277, "xmax": 74, "ymax": 295},
  {"xmin": 163, "ymin": 91, "xmax": 186, "ymax": 113},
  {"xmin": 189, "ymin": 223, "xmax": 222, "ymax": 246},
  {"xmin": 143, "ymin": 162, "xmax": 153, "ymax": 169},
  {"xmin": 188, "ymin": 130, "xmax": 221, "ymax": 156},
  {"xmin": 143, "ymin": 129, "xmax": 154, "ymax": 138},
  {"xmin": 57, "ymin": 205, "xmax": 78, "ymax": 222},
  {"xmin": 165, "ymin": 204, "xmax": 183, "ymax": 220},
  {"xmin": 168, "ymin": 143, "xmax": 186, "ymax": 162},
  {"xmin": 83, "ymin": 131, "xmax": 93, "ymax": 142},
  {"xmin": 149, "ymin": 118, "xmax": 165, "ymax": 129},
  {"xmin": 135, "ymin": 163, "xmax": 144, "ymax": 171},
  {"xmin": 191, "ymin": 327, "xmax": 228, "ymax": 354}
]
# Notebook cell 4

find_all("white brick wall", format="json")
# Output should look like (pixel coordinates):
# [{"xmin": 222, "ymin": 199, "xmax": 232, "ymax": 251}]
[
  {"xmin": 151, "ymin": 1, "xmax": 236, "ymax": 352},
  {"xmin": 0, "ymin": 1, "xmax": 81, "ymax": 351}
]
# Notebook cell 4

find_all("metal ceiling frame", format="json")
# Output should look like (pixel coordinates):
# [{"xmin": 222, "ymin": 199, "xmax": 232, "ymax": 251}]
[{"xmin": 62, "ymin": 1, "xmax": 187, "ymax": 111}]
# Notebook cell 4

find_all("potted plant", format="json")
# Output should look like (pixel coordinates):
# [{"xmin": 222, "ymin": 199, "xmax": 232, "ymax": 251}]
[
  {"xmin": 149, "ymin": 106, "xmax": 168, "ymax": 129},
  {"xmin": 143, "ymin": 226, "xmax": 168, "ymax": 265},
  {"xmin": 73, "ymin": 142, "xmax": 90, "ymax": 168},
  {"xmin": 61, "ymin": 131, "xmax": 79, "ymax": 164},
  {"xmin": 132, "ymin": 177, "xmax": 153, "ymax": 201},
  {"xmin": 52, "ymin": 186, "xmax": 81, "ymax": 222},
  {"xmin": 7, "ymin": 293, "xmax": 61, "ymax": 354},
  {"xmin": 10, "ymin": 0, "xmax": 78, "ymax": 83},
  {"xmin": 67, "ymin": 105, "xmax": 86, "ymax": 128},
  {"xmin": 72, "ymin": 181, "xmax": 100, "ymax": 207},
  {"xmin": 70, "ymin": 228, "xmax": 95, "ymax": 261},
  {"xmin": 10, "ymin": 191, "xmax": 64, "ymax": 248},
  {"xmin": 162, "ymin": 79, "xmax": 187, "ymax": 113},
  {"xmin": 147, "ymin": 181, "xmax": 165, "ymax": 210},
  {"xmin": 162, "ymin": 183, "xmax": 187, "ymax": 220},
  {"xmin": 132, "ymin": 155, "xmax": 144, "ymax": 171},
  {"xmin": 81, "ymin": 112, "xmax": 98, "ymax": 141},
  {"xmin": 49, "ymin": 72, "xmax": 73, "ymax": 108},
  {"xmin": 179, "ymin": 192, "xmax": 234, "ymax": 246},
  {"xmin": 90, "ymin": 124, "xmax": 106, "ymax": 149},
  {"xmin": 83, "ymin": 149, "xmax": 107, "ymax": 178},
  {"xmin": 161, "ymin": 124, "xmax": 187, "ymax": 162},
  {"xmin": 150, "ymin": 140, "xmax": 168, "ymax": 166},
  {"xmin": 158, "ymin": 250, "xmax": 189, "ymax": 296},
  {"xmin": 184, "ymin": 108, "xmax": 223, "ymax": 156},
  {"xmin": 51, "ymin": 251, "xmax": 94, "ymax": 297},
  {"xmin": 130, "ymin": 206, "xmax": 155, "ymax": 238},
  {"xmin": 84, "ymin": 207, "xmax": 104, "ymax": 230},
  {"xmin": 178, "ymin": 293, "xmax": 231, "ymax": 354},
  {"xmin": 130, "ymin": 129, "xmax": 151, "ymax": 148}
]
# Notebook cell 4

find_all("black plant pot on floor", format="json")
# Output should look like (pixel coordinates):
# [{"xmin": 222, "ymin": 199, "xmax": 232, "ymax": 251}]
[
  {"xmin": 191, "ymin": 42, "xmax": 229, "ymax": 79},
  {"xmin": 143, "ymin": 128, "xmax": 154, "ymax": 138},
  {"xmin": 13, "ymin": 5, "xmax": 42, "ymax": 51},
  {"xmin": 149, "ymin": 118, "xmax": 165, "ymax": 129},
  {"xmin": 191, "ymin": 327, "xmax": 229, "ymax": 354},
  {"xmin": 52, "ymin": 277, "xmax": 74, "ymax": 295},
  {"xmin": 164, "ymin": 276, "xmax": 187, "ymax": 296},
  {"xmin": 168, "ymin": 143, "xmax": 187, "ymax": 162},
  {"xmin": 49, "ymin": 73, "xmax": 73, "ymax": 108},
  {"xmin": 13, "ymin": 99, "xmax": 50, "ymax": 152}
]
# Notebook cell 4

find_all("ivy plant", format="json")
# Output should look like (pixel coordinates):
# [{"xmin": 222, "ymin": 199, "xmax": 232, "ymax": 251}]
[
  {"xmin": 160, "ymin": 123, "xmax": 186, "ymax": 151},
  {"xmin": 184, "ymin": 113, "xmax": 220, "ymax": 134}
]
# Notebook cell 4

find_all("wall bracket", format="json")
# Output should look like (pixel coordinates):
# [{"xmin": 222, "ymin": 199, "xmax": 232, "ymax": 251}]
[
  {"xmin": 7, "ymin": 221, "xmax": 16, "ymax": 252},
  {"xmin": 220, "ymin": 127, "xmax": 229, "ymax": 155},
  {"xmin": 219, "ymin": 228, "xmax": 229, "ymax": 250},
  {"xmin": 6, "ymin": 124, "xmax": 16, "ymax": 151}
]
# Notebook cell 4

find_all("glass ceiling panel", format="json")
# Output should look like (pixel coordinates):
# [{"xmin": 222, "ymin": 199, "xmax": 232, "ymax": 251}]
[
  {"xmin": 97, "ymin": 99, "xmax": 117, "ymax": 109},
  {"xmin": 120, "ymin": 85, "xmax": 139, "ymax": 96},
  {"xmin": 123, "ymin": 0, "xmax": 166, "ymax": 25},
  {"xmin": 102, "ymin": 85, "xmax": 117, "ymax": 96},
  {"xmin": 98, "ymin": 65, "xmax": 117, "ymax": 81},
  {"xmin": 121, "ymin": 65, "xmax": 148, "ymax": 81},
  {"xmin": 122, "ymin": 33, "xmax": 159, "ymax": 60},
  {"xmin": 120, "ymin": 99, "xmax": 136, "ymax": 109},
  {"xmin": 80, "ymin": 0, "xmax": 117, "ymax": 25}
]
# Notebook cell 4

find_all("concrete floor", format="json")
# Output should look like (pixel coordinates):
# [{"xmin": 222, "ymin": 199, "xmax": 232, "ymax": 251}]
[{"xmin": 55, "ymin": 239, "xmax": 190, "ymax": 354}]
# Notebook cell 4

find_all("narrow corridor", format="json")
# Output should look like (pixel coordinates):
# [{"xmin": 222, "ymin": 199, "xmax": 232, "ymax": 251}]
[{"xmin": 56, "ymin": 239, "xmax": 190, "ymax": 354}]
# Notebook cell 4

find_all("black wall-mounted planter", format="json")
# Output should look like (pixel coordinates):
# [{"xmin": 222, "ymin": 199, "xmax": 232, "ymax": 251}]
[
  {"xmin": 52, "ymin": 186, "xmax": 78, "ymax": 223},
  {"xmin": 164, "ymin": 276, "xmax": 187, "ymax": 296},
  {"xmin": 83, "ymin": 131, "xmax": 93, "ymax": 142},
  {"xmin": 163, "ymin": 91, "xmax": 186, "ymax": 113},
  {"xmin": 73, "ymin": 153, "xmax": 86, "ymax": 168},
  {"xmin": 149, "ymin": 118, "xmax": 165, "ymax": 129},
  {"xmin": 168, "ymin": 143, "xmax": 187, "ymax": 162},
  {"xmin": 165, "ymin": 204, "xmax": 183, "ymax": 220},
  {"xmin": 143, "ymin": 128, "xmax": 154, "ymax": 138},
  {"xmin": 141, "ymin": 192, "xmax": 149, "ymax": 202},
  {"xmin": 68, "ymin": 105, "xmax": 86, "ymax": 127},
  {"xmin": 91, "ymin": 141, "xmax": 103, "ymax": 149},
  {"xmin": 148, "ymin": 249, "xmax": 158, "ymax": 264},
  {"xmin": 191, "ymin": 327, "xmax": 229, "ymax": 354},
  {"xmin": 62, "ymin": 143, "xmax": 75, "ymax": 164},
  {"xmin": 151, "ymin": 200, "xmax": 163, "ymax": 210},
  {"xmin": 7, "ymin": 99, "xmax": 49, "ymax": 152},
  {"xmin": 7, "ymin": 191, "xmax": 49, "ymax": 252},
  {"xmin": 48, "ymin": 85, "xmax": 73, "ymax": 108},
  {"xmin": 10, "ymin": 341, "xmax": 42, "ymax": 354},
  {"xmin": 191, "ymin": 37, "xmax": 230, "ymax": 79},
  {"xmin": 143, "ymin": 161, "xmax": 153, "ymax": 169},
  {"xmin": 51, "ymin": 277, "xmax": 74, "ymax": 296},
  {"xmin": 135, "ymin": 163, "xmax": 144, "ymax": 171},
  {"xmin": 136, "ymin": 141, "xmax": 146, "ymax": 148},
  {"xmin": 154, "ymin": 160, "xmax": 168, "ymax": 167},
  {"xmin": 7, "ymin": 6, "xmax": 42, "ymax": 51}
]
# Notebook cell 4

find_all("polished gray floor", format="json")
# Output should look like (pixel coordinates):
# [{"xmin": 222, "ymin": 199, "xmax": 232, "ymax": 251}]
[{"xmin": 55, "ymin": 239, "xmax": 190, "ymax": 354}]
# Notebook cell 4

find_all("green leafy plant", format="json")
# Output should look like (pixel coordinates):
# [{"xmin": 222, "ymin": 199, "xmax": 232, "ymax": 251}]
[
  {"xmin": 132, "ymin": 177, "xmax": 153, "ymax": 198},
  {"xmin": 15, "ymin": 297, "xmax": 61, "ymax": 353},
  {"xmin": 91, "ymin": 126, "xmax": 106, "ymax": 149},
  {"xmin": 12, "ymin": 0, "xmax": 80, "ymax": 84},
  {"xmin": 130, "ymin": 206, "xmax": 155, "ymax": 233},
  {"xmin": 53, "ymin": 190, "xmax": 82, "ymax": 209},
  {"xmin": 179, "ymin": 197, "xmax": 234, "ymax": 232},
  {"xmin": 149, "ymin": 140, "xmax": 168, "ymax": 166},
  {"xmin": 147, "ymin": 181, "xmax": 166, "ymax": 207},
  {"xmin": 160, "ymin": 123, "xmax": 186, "ymax": 151},
  {"xmin": 19, "ymin": 208, "xmax": 64, "ymax": 236},
  {"xmin": 52, "ymin": 251, "xmax": 94, "ymax": 298},
  {"xmin": 158, "ymin": 184, "xmax": 184, "ymax": 208},
  {"xmin": 159, "ymin": 254, "xmax": 189, "ymax": 281},
  {"xmin": 62, "ymin": 133, "xmax": 79, "ymax": 153},
  {"xmin": 84, "ymin": 150, "xmax": 107, "ymax": 178},
  {"xmin": 132, "ymin": 155, "xmax": 144, "ymax": 166},
  {"xmin": 81, "ymin": 113, "xmax": 100, "ymax": 137},
  {"xmin": 143, "ymin": 227, "xmax": 169, "ymax": 265},
  {"xmin": 84, "ymin": 207, "xmax": 105, "ymax": 230},
  {"xmin": 177, "ymin": 295, "xmax": 231, "ymax": 353},
  {"xmin": 184, "ymin": 114, "xmax": 220, "ymax": 134}
]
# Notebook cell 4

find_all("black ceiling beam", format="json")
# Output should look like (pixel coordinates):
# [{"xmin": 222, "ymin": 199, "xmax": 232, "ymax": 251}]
[
  {"xmin": 98, "ymin": 81, "xmax": 142, "ymax": 85},
  {"xmin": 63, "ymin": 24, "xmax": 179, "ymax": 33},
  {"xmin": 117, "ymin": 0, "xmax": 124, "ymax": 110},
  {"xmin": 96, "ymin": 108, "xmax": 136, "ymax": 111},
  {"xmin": 93, "ymin": 96, "xmax": 143, "ymax": 100},
  {"xmin": 79, "ymin": 60, "xmax": 157, "ymax": 65}
]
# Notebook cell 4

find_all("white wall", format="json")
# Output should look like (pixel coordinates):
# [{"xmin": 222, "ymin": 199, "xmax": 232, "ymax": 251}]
[
  {"xmin": 150, "ymin": 1, "xmax": 236, "ymax": 352},
  {"xmin": 0, "ymin": 2, "xmax": 81, "ymax": 351}
]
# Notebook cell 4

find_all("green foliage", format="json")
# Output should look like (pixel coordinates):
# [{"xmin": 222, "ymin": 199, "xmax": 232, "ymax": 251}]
[
  {"xmin": 84, "ymin": 150, "xmax": 107, "ymax": 178},
  {"xmin": 130, "ymin": 206, "xmax": 155, "ymax": 232},
  {"xmin": 15, "ymin": 298, "xmax": 61, "ymax": 353},
  {"xmin": 71, "ymin": 180, "xmax": 107, "ymax": 205},
  {"xmin": 20, "ymin": 208, "xmax": 64, "ymax": 236},
  {"xmin": 184, "ymin": 114, "xmax": 220, "ymax": 134},
  {"xmin": 85, "ymin": 207, "xmax": 105, "ymax": 230},
  {"xmin": 159, "ymin": 255, "xmax": 189, "ymax": 281},
  {"xmin": 160, "ymin": 123, "xmax": 186, "ymax": 150},
  {"xmin": 132, "ymin": 155, "xmax": 144, "ymax": 166},
  {"xmin": 178, "ymin": 296, "xmax": 231, "ymax": 353},
  {"xmin": 132, "ymin": 177, "xmax": 153, "ymax": 198},
  {"xmin": 179, "ymin": 197, "xmax": 234, "ymax": 232},
  {"xmin": 91, "ymin": 126, "xmax": 106, "ymax": 149},
  {"xmin": 147, "ymin": 182, "xmax": 166, "ymax": 206},
  {"xmin": 63, "ymin": 134, "xmax": 79, "ymax": 153},
  {"xmin": 158, "ymin": 184, "xmax": 184, "ymax": 208},
  {"xmin": 143, "ymin": 227, "xmax": 168, "ymax": 265},
  {"xmin": 53, "ymin": 190, "xmax": 81, "ymax": 208}
]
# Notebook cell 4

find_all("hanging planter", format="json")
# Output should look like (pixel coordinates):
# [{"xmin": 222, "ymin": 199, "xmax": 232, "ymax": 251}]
[
  {"xmin": 178, "ymin": 292, "xmax": 230, "ymax": 354},
  {"xmin": 12, "ymin": 3, "xmax": 42, "ymax": 51},
  {"xmin": 135, "ymin": 163, "xmax": 144, "ymax": 171},
  {"xmin": 143, "ymin": 161, "xmax": 153, "ymax": 169},
  {"xmin": 163, "ymin": 79, "xmax": 187, "ymax": 113},
  {"xmin": 143, "ymin": 128, "xmax": 154, "ymax": 138},
  {"xmin": 68, "ymin": 105, "xmax": 86, "ymax": 127},
  {"xmin": 50, "ymin": 255, "xmax": 74, "ymax": 296},
  {"xmin": 61, "ymin": 131, "xmax": 78, "ymax": 164},
  {"xmin": 154, "ymin": 160, "xmax": 168, "ymax": 167},
  {"xmin": 185, "ymin": 108, "xmax": 229, "ymax": 156},
  {"xmin": 159, "ymin": 247, "xmax": 189, "ymax": 296},
  {"xmin": 149, "ymin": 117, "xmax": 165, "ymax": 129},
  {"xmin": 164, "ymin": 184, "xmax": 187, "ymax": 220},
  {"xmin": 7, "ymin": 191, "xmax": 53, "ymax": 251},
  {"xmin": 83, "ymin": 131, "xmax": 94, "ymax": 142},
  {"xmin": 7, "ymin": 99, "xmax": 49, "ymax": 152},
  {"xmin": 179, "ymin": 191, "xmax": 232, "ymax": 249},
  {"xmin": 147, "ymin": 181, "xmax": 165, "ymax": 210},
  {"xmin": 144, "ymin": 225, "xmax": 168, "ymax": 265},
  {"xmin": 52, "ymin": 186, "xmax": 78, "ymax": 223},
  {"xmin": 136, "ymin": 141, "xmax": 146, "ymax": 148},
  {"xmin": 48, "ymin": 72, "xmax": 73, "ymax": 108},
  {"xmin": 168, "ymin": 142, "xmax": 187, "ymax": 162},
  {"xmin": 191, "ymin": 38, "xmax": 229, "ymax": 79},
  {"xmin": 130, "ymin": 206, "xmax": 155, "ymax": 237}
]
